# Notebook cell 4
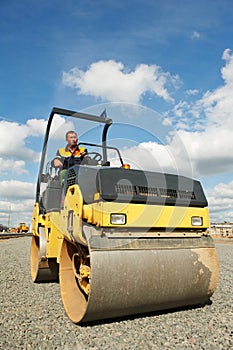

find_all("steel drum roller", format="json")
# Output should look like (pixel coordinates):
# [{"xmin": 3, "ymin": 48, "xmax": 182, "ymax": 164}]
[{"xmin": 59, "ymin": 236, "xmax": 219, "ymax": 323}]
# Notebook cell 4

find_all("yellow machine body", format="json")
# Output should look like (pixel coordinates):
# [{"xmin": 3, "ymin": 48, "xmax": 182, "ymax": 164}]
[{"xmin": 31, "ymin": 178, "xmax": 219, "ymax": 323}]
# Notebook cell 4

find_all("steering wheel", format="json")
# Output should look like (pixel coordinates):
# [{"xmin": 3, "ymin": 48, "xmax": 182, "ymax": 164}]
[{"xmin": 86, "ymin": 152, "xmax": 102, "ymax": 162}]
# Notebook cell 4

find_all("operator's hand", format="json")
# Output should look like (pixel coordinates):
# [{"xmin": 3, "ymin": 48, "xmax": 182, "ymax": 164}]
[{"xmin": 53, "ymin": 158, "xmax": 63, "ymax": 168}]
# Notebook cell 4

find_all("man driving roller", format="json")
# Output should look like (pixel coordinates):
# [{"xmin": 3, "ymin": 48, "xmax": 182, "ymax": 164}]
[{"xmin": 52, "ymin": 130, "xmax": 88, "ymax": 170}]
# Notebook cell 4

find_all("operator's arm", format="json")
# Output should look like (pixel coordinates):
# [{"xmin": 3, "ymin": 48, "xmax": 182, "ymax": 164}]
[{"xmin": 52, "ymin": 149, "xmax": 64, "ymax": 168}]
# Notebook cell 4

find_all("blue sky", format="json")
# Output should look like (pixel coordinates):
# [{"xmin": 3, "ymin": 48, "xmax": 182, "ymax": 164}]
[{"xmin": 1, "ymin": 0, "xmax": 233, "ymax": 226}]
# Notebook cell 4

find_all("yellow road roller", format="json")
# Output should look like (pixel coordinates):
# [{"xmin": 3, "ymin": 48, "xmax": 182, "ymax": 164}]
[{"xmin": 31, "ymin": 107, "xmax": 219, "ymax": 323}]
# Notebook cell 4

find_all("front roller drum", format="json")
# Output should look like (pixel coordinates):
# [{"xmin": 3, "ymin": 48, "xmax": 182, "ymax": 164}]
[{"xmin": 59, "ymin": 237, "xmax": 219, "ymax": 323}]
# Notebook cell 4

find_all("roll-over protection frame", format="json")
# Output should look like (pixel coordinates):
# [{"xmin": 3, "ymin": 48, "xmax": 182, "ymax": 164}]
[{"xmin": 36, "ymin": 107, "xmax": 112, "ymax": 203}]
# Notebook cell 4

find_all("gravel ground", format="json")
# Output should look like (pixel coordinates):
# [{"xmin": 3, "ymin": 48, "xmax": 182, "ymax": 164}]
[{"xmin": 0, "ymin": 237, "xmax": 232, "ymax": 350}]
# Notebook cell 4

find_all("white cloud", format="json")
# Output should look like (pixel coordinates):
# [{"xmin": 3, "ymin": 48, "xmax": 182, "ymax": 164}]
[
  {"xmin": 186, "ymin": 89, "xmax": 199, "ymax": 96},
  {"xmin": 190, "ymin": 48, "xmax": 233, "ymax": 127},
  {"xmin": 191, "ymin": 31, "xmax": 201, "ymax": 39},
  {"xmin": 166, "ymin": 48, "xmax": 233, "ymax": 128},
  {"xmin": 0, "ymin": 180, "xmax": 36, "ymax": 226},
  {"xmin": 221, "ymin": 48, "xmax": 233, "ymax": 84},
  {"xmin": 119, "ymin": 127, "xmax": 233, "ymax": 180},
  {"xmin": 0, "ymin": 158, "xmax": 28, "ymax": 175},
  {"xmin": 169, "ymin": 127, "xmax": 233, "ymax": 176},
  {"xmin": 206, "ymin": 180, "xmax": 233, "ymax": 222},
  {"xmin": 26, "ymin": 118, "xmax": 47, "ymax": 136},
  {"xmin": 0, "ymin": 115, "xmax": 74, "ymax": 172},
  {"xmin": 26, "ymin": 114, "xmax": 75, "ymax": 139},
  {"xmin": 213, "ymin": 180, "xmax": 233, "ymax": 198},
  {"xmin": 0, "ymin": 180, "xmax": 35, "ymax": 200},
  {"xmin": 50, "ymin": 114, "xmax": 75, "ymax": 139},
  {"xmin": 118, "ymin": 138, "xmax": 194, "ymax": 180},
  {"xmin": 120, "ymin": 142, "xmax": 173, "ymax": 171},
  {"xmin": 163, "ymin": 49, "xmax": 233, "ymax": 178},
  {"xmin": 62, "ymin": 60, "xmax": 180, "ymax": 104},
  {"xmin": 0, "ymin": 119, "xmax": 41, "ymax": 161}
]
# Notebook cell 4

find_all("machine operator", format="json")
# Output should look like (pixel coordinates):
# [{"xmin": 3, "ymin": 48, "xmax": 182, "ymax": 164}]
[
  {"xmin": 52, "ymin": 130, "xmax": 88, "ymax": 170},
  {"xmin": 52, "ymin": 130, "xmax": 88, "ymax": 183}
]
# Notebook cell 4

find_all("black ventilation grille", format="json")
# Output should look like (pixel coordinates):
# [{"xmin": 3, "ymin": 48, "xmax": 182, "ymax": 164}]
[
  {"xmin": 138, "ymin": 186, "xmax": 158, "ymax": 197},
  {"xmin": 159, "ymin": 188, "xmax": 177, "ymax": 199},
  {"xmin": 115, "ymin": 185, "xmax": 196, "ymax": 200},
  {"xmin": 65, "ymin": 168, "xmax": 76, "ymax": 193},
  {"xmin": 115, "ymin": 184, "xmax": 137, "ymax": 196},
  {"xmin": 178, "ymin": 190, "xmax": 196, "ymax": 200}
]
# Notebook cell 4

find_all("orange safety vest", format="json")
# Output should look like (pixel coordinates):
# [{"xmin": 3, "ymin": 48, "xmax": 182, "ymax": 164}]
[
  {"xmin": 56, "ymin": 146, "xmax": 87, "ymax": 169},
  {"xmin": 58, "ymin": 146, "xmax": 86, "ymax": 158}
]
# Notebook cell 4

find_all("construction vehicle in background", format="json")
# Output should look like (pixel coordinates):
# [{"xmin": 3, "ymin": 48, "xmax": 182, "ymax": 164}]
[
  {"xmin": 30, "ymin": 107, "xmax": 219, "ymax": 323},
  {"xmin": 11, "ymin": 222, "xmax": 29, "ymax": 233},
  {"xmin": 17, "ymin": 222, "xmax": 29, "ymax": 233}
]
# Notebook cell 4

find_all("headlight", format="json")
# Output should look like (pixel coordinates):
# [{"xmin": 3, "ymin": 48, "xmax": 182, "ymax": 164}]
[
  {"xmin": 110, "ymin": 213, "xmax": 126, "ymax": 225},
  {"xmin": 191, "ymin": 216, "xmax": 203, "ymax": 226}
]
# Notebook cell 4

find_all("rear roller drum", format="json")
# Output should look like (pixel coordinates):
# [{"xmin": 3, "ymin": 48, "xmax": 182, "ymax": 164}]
[{"xmin": 30, "ymin": 229, "xmax": 58, "ymax": 282}]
